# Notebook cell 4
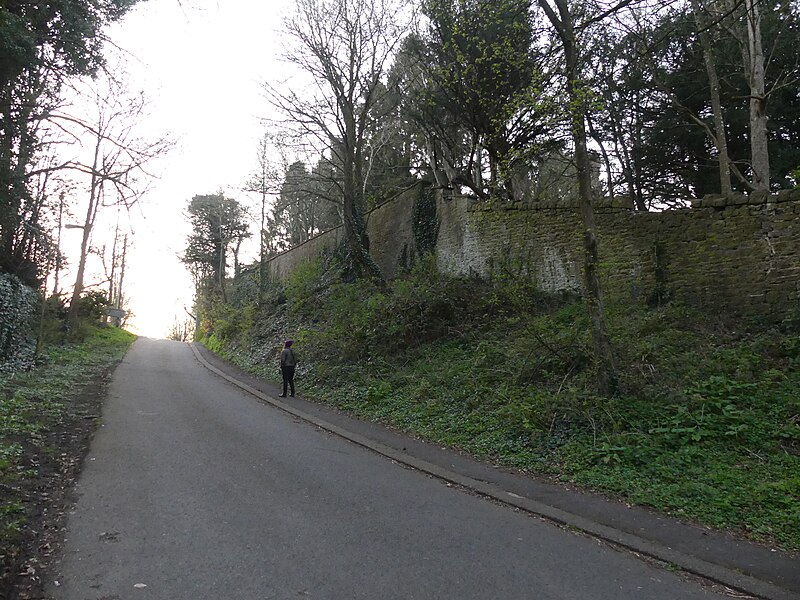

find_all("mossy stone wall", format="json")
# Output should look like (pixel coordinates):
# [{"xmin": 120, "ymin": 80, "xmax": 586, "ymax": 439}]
[
  {"xmin": 266, "ymin": 185, "xmax": 800, "ymax": 320},
  {"xmin": 436, "ymin": 190, "xmax": 800, "ymax": 319},
  {"xmin": 265, "ymin": 184, "xmax": 422, "ymax": 282}
]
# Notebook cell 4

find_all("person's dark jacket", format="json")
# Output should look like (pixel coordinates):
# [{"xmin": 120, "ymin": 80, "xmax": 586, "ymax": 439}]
[{"xmin": 280, "ymin": 348, "xmax": 297, "ymax": 368}]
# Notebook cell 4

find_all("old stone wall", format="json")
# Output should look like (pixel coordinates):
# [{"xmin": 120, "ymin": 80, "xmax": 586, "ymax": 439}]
[
  {"xmin": 265, "ymin": 184, "xmax": 800, "ymax": 319},
  {"xmin": 365, "ymin": 185, "xmax": 421, "ymax": 279},
  {"xmin": 437, "ymin": 190, "xmax": 800, "ymax": 318},
  {"xmin": 265, "ymin": 226, "xmax": 342, "ymax": 282},
  {"xmin": 265, "ymin": 184, "xmax": 422, "ymax": 282}
]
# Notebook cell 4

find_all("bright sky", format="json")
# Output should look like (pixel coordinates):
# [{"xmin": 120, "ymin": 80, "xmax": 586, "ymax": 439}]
[{"xmin": 84, "ymin": 0, "xmax": 296, "ymax": 337}]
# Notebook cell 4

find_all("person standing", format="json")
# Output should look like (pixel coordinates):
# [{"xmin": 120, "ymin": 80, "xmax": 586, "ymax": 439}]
[{"xmin": 279, "ymin": 340, "xmax": 297, "ymax": 397}]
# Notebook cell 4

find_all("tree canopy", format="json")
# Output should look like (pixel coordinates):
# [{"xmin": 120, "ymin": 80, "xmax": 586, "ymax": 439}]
[
  {"xmin": 0, "ymin": 0, "xmax": 142, "ymax": 286},
  {"xmin": 183, "ymin": 194, "xmax": 251, "ymax": 302}
]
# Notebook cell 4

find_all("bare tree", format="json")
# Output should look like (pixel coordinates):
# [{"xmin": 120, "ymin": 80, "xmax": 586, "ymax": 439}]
[
  {"xmin": 167, "ymin": 316, "xmax": 194, "ymax": 342},
  {"xmin": 264, "ymin": 0, "xmax": 410, "ymax": 282},
  {"xmin": 101, "ymin": 215, "xmax": 130, "ymax": 322},
  {"xmin": 536, "ymin": 0, "xmax": 634, "ymax": 393},
  {"xmin": 243, "ymin": 132, "xmax": 284, "ymax": 302},
  {"xmin": 53, "ymin": 73, "xmax": 171, "ymax": 325}
]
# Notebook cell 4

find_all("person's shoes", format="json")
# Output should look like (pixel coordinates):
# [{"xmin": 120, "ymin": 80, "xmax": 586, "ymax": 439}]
[
  {"xmin": 290, "ymin": 394, "xmax": 295, "ymax": 397},
  {"xmin": 278, "ymin": 394, "xmax": 286, "ymax": 397}
]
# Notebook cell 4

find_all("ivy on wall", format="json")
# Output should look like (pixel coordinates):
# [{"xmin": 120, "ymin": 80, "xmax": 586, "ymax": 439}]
[
  {"xmin": 0, "ymin": 273, "xmax": 38, "ymax": 372},
  {"xmin": 412, "ymin": 184, "xmax": 439, "ymax": 256}
]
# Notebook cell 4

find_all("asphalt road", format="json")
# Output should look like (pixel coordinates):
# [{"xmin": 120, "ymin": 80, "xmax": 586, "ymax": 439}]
[{"xmin": 50, "ymin": 338, "xmax": 731, "ymax": 600}]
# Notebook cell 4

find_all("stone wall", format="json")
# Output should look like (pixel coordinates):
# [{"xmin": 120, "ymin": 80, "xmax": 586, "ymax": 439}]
[
  {"xmin": 365, "ymin": 185, "xmax": 421, "ymax": 279},
  {"xmin": 436, "ymin": 190, "xmax": 800, "ymax": 318},
  {"xmin": 265, "ymin": 184, "xmax": 800, "ymax": 320},
  {"xmin": 265, "ymin": 226, "xmax": 343, "ymax": 282},
  {"xmin": 265, "ymin": 184, "xmax": 422, "ymax": 282}
]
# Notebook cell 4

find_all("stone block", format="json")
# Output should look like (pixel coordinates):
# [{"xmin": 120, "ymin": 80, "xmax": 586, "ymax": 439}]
[
  {"xmin": 705, "ymin": 195, "xmax": 728, "ymax": 208},
  {"xmin": 611, "ymin": 196, "xmax": 635, "ymax": 210},
  {"xmin": 776, "ymin": 188, "xmax": 800, "ymax": 203}
]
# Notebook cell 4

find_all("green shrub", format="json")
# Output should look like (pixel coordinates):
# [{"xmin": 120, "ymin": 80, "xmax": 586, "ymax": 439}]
[
  {"xmin": 285, "ymin": 258, "xmax": 325, "ymax": 316},
  {"xmin": 1, "ymin": 325, "xmax": 135, "ymax": 552}
]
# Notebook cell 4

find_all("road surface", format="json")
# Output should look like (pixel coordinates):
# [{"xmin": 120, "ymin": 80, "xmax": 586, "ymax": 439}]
[{"xmin": 50, "ymin": 338, "xmax": 730, "ymax": 599}]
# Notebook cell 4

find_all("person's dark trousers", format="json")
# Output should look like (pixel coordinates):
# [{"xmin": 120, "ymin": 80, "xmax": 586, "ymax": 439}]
[{"xmin": 281, "ymin": 365, "xmax": 296, "ymax": 396}]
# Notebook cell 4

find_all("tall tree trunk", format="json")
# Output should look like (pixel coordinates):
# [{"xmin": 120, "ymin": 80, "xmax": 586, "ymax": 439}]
[
  {"xmin": 218, "ymin": 238, "xmax": 227, "ymax": 304},
  {"xmin": 692, "ymin": 0, "xmax": 733, "ymax": 194},
  {"xmin": 68, "ymin": 136, "xmax": 102, "ymax": 326},
  {"xmin": 586, "ymin": 116, "xmax": 615, "ymax": 199},
  {"xmin": 540, "ymin": 0, "xmax": 616, "ymax": 394},
  {"xmin": 117, "ymin": 234, "xmax": 128, "ymax": 310},
  {"xmin": 570, "ymin": 100, "xmax": 616, "ymax": 394},
  {"xmin": 52, "ymin": 192, "xmax": 64, "ymax": 296},
  {"xmin": 234, "ymin": 237, "xmax": 242, "ymax": 278},
  {"xmin": 67, "ymin": 193, "xmax": 95, "ymax": 324},
  {"xmin": 341, "ymin": 111, "xmax": 384, "ymax": 283},
  {"xmin": 108, "ymin": 223, "xmax": 119, "ymax": 305},
  {"xmin": 744, "ymin": 0, "xmax": 769, "ymax": 190},
  {"xmin": 259, "ymin": 188, "xmax": 267, "ymax": 304},
  {"xmin": 0, "ymin": 85, "xmax": 22, "ymax": 275},
  {"xmin": 216, "ymin": 203, "xmax": 228, "ymax": 304}
]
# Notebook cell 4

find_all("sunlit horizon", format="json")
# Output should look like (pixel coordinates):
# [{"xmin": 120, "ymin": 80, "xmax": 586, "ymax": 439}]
[{"xmin": 51, "ymin": 1, "xmax": 292, "ymax": 340}]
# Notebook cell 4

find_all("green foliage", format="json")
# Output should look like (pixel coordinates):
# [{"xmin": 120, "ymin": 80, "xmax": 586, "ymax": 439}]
[
  {"xmin": 0, "ymin": 325, "xmax": 135, "ymax": 552},
  {"xmin": 73, "ymin": 290, "xmax": 109, "ymax": 322},
  {"xmin": 61, "ymin": 290, "xmax": 113, "ymax": 343},
  {"xmin": 37, "ymin": 295, "xmax": 68, "ymax": 347},
  {"xmin": 182, "ymin": 193, "xmax": 251, "ymax": 286},
  {"xmin": 412, "ymin": 185, "xmax": 439, "ymax": 256},
  {"xmin": 284, "ymin": 258, "xmax": 325, "ymax": 314},
  {"xmin": 205, "ymin": 261, "xmax": 800, "ymax": 550},
  {"xmin": 293, "ymin": 256, "xmax": 510, "ymax": 364},
  {"xmin": 401, "ymin": 0, "xmax": 557, "ymax": 199}
]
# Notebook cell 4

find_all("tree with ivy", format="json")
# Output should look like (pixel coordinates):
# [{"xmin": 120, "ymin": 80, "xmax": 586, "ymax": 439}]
[{"xmin": 263, "ymin": 0, "xmax": 410, "ymax": 282}]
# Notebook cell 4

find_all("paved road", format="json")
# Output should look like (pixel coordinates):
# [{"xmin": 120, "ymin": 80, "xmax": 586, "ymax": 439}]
[{"xmin": 51, "ymin": 338, "xmax": 730, "ymax": 599}]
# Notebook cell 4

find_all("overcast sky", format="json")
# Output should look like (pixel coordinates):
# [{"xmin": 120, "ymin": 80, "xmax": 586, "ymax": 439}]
[{"xmin": 80, "ymin": 0, "xmax": 297, "ymax": 337}]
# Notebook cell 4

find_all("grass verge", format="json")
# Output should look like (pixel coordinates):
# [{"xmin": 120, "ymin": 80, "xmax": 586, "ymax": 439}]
[{"xmin": 0, "ymin": 326, "xmax": 136, "ymax": 596}]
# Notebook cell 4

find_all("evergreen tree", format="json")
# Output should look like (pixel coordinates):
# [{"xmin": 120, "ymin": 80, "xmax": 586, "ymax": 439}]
[{"xmin": 183, "ymin": 194, "xmax": 251, "ymax": 303}]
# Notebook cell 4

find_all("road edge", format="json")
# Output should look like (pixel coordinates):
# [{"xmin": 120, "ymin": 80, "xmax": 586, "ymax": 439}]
[{"xmin": 189, "ymin": 342, "xmax": 797, "ymax": 600}]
